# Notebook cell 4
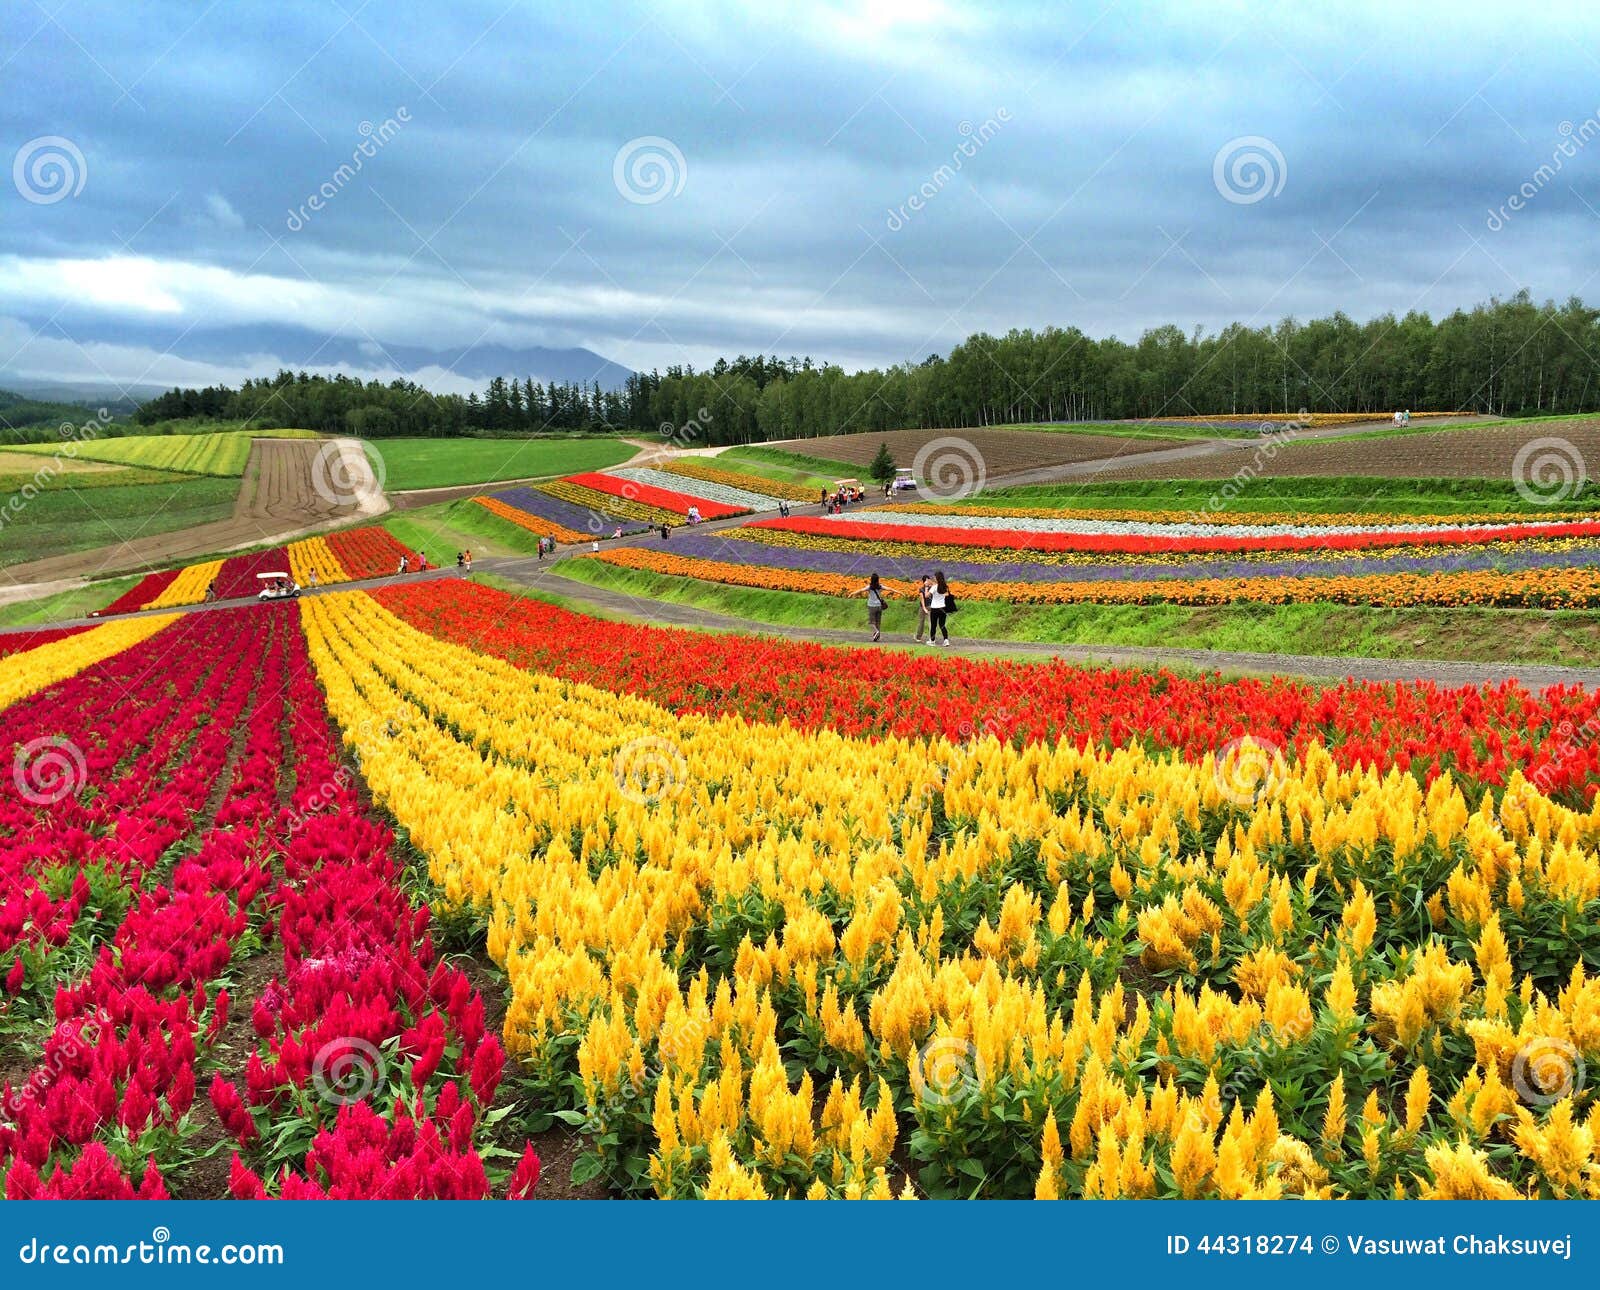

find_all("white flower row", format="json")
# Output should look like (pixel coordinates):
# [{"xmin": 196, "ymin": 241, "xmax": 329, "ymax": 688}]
[
  {"xmin": 827, "ymin": 509, "xmax": 1586, "ymax": 540},
  {"xmin": 611, "ymin": 466, "xmax": 782, "ymax": 512}
]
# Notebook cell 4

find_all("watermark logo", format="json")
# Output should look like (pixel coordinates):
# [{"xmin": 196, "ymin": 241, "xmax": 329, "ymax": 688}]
[
  {"xmin": 311, "ymin": 440, "xmax": 386, "ymax": 508},
  {"xmin": 913, "ymin": 1037, "xmax": 986, "ymax": 1106},
  {"xmin": 1212, "ymin": 735, "xmax": 1288, "ymax": 808},
  {"xmin": 885, "ymin": 109, "xmax": 1010, "ymax": 231},
  {"xmin": 13, "ymin": 736, "xmax": 88, "ymax": 806},
  {"xmin": 1511, "ymin": 436, "xmax": 1586, "ymax": 505},
  {"xmin": 613, "ymin": 136, "xmax": 687, "ymax": 205},
  {"xmin": 1487, "ymin": 112, "xmax": 1600, "ymax": 230},
  {"xmin": 1511, "ymin": 1037, "xmax": 1584, "ymax": 1106},
  {"xmin": 911, "ymin": 435, "xmax": 987, "ymax": 502},
  {"xmin": 612, "ymin": 735, "xmax": 688, "ymax": 806},
  {"xmin": 1212, "ymin": 136, "xmax": 1287, "ymax": 205},
  {"xmin": 310, "ymin": 1036, "xmax": 384, "ymax": 1106},
  {"xmin": 13, "ymin": 136, "xmax": 87, "ymax": 205},
  {"xmin": 658, "ymin": 406, "xmax": 714, "ymax": 451},
  {"xmin": 285, "ymin": 108, "xmax": 410, "ymax": 231}
]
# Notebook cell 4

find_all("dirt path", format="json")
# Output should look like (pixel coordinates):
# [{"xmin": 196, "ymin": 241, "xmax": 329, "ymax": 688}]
[{"xmin": 3, "ymin": 437, "xmax": 386, "ymax": 589}]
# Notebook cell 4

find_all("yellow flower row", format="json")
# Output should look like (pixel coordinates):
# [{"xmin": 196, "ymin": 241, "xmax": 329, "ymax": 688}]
[
  {"xmin": 300, "ymin": 590, "xmax": 1600, "ymax": 1199},
  {"xmin": 0, "ymin": 614, "xmax": 178, "ymax": 712},
  {"xmin": 144, "ymin": 560, "xmax": 222, "ymax": 609},
  {"xmin": 287, "ymin": 536, "xmax": 348, "ymax": 586}
]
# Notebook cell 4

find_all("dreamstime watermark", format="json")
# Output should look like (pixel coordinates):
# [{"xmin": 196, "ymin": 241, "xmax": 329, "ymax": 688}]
[
  {"xmin": 310, "ymin": 1036, "xmax": 385, "ymax": 1106},
  {"xmin": 1511, "ymin": 1037, "xmax": 1585, "ymax": 1106},
  {"xmin": 13, "ymin": 135, "xmax": 87, "ymax": 204},
  {"xmin": 1185, "ymin": 410, "xmax": 1312, "ymax": 521},
  {"xmin": 17, "ymin": 1228, "xmax": 284, "ymax": 1267},
  {"xmin": 885, "ymin": 110, "xmax": 1011, "ymax": 231},
  {"xmin": 612, "ymin": 735, "xmax": 688, "ymax": 806},
  {"xmin": 1212, "ymin": 735, "xmax": 1288, "ymax": 808},
  {"xmin": 613, "ymin": 136, "xmax": 687, "ymax": 204},
  {"xmin": 311, "ymin": 439, "xmax": 386, "ymax": 508},
  {"xmin": 12, "ymin": 736, "xmax": 88, "ymax": 806},
  {"xmin": 0, "ymin": 409, "xmax": 113, "ymax": 534},
  {"xmin": 657, "ymin": 405, "xmax": 714, "ymax": 451},
  {"xmin": 912, "ymin": 435, "xmax": 987, "ymax": 502},
  {"xmin": 913, "ymin": 1036, "xmax": 986, "ymax": 1106},
  {"xmin": 1511, "ymin": 436, "xmax": 1587, "ymax": 505},
  {"xmin": 1212, "ymin": 135, "xmax": 1287, "ymax": 205},
  {"xmin": 1486, "ymin": 113, "xmax": 1600, "ymax": 231},
  {"xmin": 285, "ymin": 108, "xmax": 411, "ymax": 231},
  {"xmin": 0, "ymin": 1013, "xmax": 109, "ymax": 1127},
  {"xmin": 1530, "ymin": 712, "xmax": 1600, "ymax": 797}
]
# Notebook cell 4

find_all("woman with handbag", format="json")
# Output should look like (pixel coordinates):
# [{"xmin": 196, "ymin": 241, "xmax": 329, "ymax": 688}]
[
  {"xmin": 926, "ymin": 571, "xmax": 955, "ymax": 647},
  {"xmin": 853, "ymin": 573, "xmax": 894, "ymax": 643}
]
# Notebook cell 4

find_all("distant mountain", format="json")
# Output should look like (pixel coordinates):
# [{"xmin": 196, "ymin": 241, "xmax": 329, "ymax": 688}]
[
  {"xmin": 6, "ymin": 320, "xmax": 637, "ymax": 394},
  {"xmin": 0, "ymin": 379, "xmax": 151, "ymax": 416}
]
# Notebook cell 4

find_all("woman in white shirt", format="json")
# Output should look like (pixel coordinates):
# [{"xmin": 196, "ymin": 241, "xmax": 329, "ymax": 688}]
[{"xmin": 926, "ymin": 571, "xmax": 953, "ymax": 646}]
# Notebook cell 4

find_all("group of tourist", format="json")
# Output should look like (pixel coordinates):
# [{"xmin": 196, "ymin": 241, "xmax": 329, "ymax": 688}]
[{"xmin": 854, "ymin": 571, "xmax": 957, "ymax": 645}]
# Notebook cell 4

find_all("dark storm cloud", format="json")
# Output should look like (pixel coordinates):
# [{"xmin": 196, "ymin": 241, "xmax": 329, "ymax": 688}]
[{"xmin": 4, "ymin": 0, "xmax": 1600, "ymax": 389}]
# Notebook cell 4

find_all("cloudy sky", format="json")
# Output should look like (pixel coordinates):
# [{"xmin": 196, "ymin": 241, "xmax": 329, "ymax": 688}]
[{"xmin": 5, "ymin": 0, "xmax": 1600, "ymax": 394}]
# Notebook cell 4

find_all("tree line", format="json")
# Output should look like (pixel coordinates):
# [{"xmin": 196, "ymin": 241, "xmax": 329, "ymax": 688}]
[{"xmin": 124, "ymin": 291, "xmax": 1600, "ymax": 446}]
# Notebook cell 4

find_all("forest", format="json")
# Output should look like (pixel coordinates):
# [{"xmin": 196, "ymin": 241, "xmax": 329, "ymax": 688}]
[{"xmin": 120, "ymin": 290, "xmax": 1600, "ymax": 446}]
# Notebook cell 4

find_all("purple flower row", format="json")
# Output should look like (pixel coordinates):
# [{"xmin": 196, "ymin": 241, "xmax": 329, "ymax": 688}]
[
  {"xmin": 668, "ymin": 532, "xmax": 1600, "ymax": 584},
  {"xmin": 494, "ymin": 485, "xmax": 649, "ymax": 536}
]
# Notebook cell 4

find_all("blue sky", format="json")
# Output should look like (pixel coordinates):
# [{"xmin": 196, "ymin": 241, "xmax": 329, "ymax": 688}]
[{"xmin": 5, "ymin": 0, "xmax": 1600, "ymax": 392}]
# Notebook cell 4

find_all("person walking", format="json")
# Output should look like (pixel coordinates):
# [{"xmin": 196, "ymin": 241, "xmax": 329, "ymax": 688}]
[
  {"xmin": 455, "ymin": 551, "xmax": 464, "ymax": 572},
  {"xmin": 926, "ymin": 571, "xmax": 954, "ymax": 647},
  {"xmin": 853, "ymin": 573, "xmax": 893, "ymax": 643},
  {"xmin": 914, "ymin": 574, "xmax": 933, "ymax": 642},
  {"xmin": 660, "ymin": 522, "xmax": 671, "ymax": 540},
  {"xmin": 397, "ymin": 555, "xmax": 408, "ymax": 575},
  {"xmin": 308, "ymin": 568, "xmax": 319, "ymax": 589},
  {"xmin": 464, "ymin": 549, "xmax": 473, "ymax": 572},
  {"xmin": 537, "ymin": 536, "xmax": 546, "ymax": 561}
]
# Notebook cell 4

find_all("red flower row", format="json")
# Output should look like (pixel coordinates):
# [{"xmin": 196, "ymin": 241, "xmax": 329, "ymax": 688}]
[
  {"xmin": 326, "ymin": 526, "xmax": 414, "ymax": 580},
  {"xmin": 0, "ymin": 604, "xmax": 540, "ymax": 1198},
  {"xmin": 100, "ymin": 571, "xmax": 179, "ymax": 616},
  {"xmin": 565, "ymin": 471, "xmax": 746, "ymax": 519},
  {"xmin": 746, "ymin": 515, "xmax": 1600, "ymax": 555},
  {"xmin": 375, "ymin": 579, "xmax": 1600, "ymax": 805},
  {"xmin": 0, "ymin": 625, "xmax": 88, "ymax": 660}
]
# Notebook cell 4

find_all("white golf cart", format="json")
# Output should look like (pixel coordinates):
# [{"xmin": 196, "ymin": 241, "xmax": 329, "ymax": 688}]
[
  {"xmin": 256, "ymin": 571, "xmax": 300, "ymax": 601},
  {"xmin": 892, "ymin": 467, "xmax": 917, "ymax": 492}
]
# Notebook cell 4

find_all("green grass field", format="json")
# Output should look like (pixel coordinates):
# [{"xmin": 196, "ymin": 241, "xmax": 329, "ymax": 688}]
[
  {"xmin": 958, "ymin": 476, "xmax": 1580, "ymax": 515},
  {"xmin": 367, "ymin": 437, "xmax": 635, "ymax": 491},
  {"xmin": 0, "ymin": 475, "xmax": 240, "ymax": 568},
  {"xmin": 0, "ymin": 575, "xmax": 144, "ymax": 627},
  {"xmin": 6, "ymin": 427, "xmax": 320, "ymax": 476},
  {"xmin": 556, "ymin": 557, "xmax": 1600, "ymax": 666},
  {"xmin": 1311, "ymin": 410, "xmax": 1594, "ymax": 443},
  {"xmin": 379, "ymin": 498, "xmax": 551, "ymax": 560}
]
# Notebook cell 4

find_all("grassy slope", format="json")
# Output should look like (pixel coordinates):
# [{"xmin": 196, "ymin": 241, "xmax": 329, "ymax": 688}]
[
  {"xmin": 716, "ymin": 445, "xmax": 860, "ymax": 493},
  {"xmin": 379, "ymin": 498, "xmax": 551, "ymax": 560},
  {"xmin": 369, "ymin": 437, "xmax": 636, "ymax": 491},
  {"xmin": 0, "ymin": 476, "xmax": 240, "ymax": 568},
  {"xmin": 557, "ymin": 557, "xmax": 1600, "ymax": 666},
  {"xmin": 0, "ymin": 575, "xmax": 143, "ymax": 627},
  {"xmin": 963, "ymin": 476, "xmax": 1583, "ymax": 515}
]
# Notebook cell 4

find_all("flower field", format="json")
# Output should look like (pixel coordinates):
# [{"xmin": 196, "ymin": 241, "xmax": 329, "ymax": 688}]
[
  {"xmin": 570, "ymin": 503, "xmax": 1600, "ymax": 610},
  {"xmin": 0, "ymin": 605, "xmax": 541, "ymax": 1199},
  {"xmin": 564, "ymin": 471, "xmax": 749, "ymax": 520},
  {"xmin": 304, "ymin": 581, "xmax": 1596, "ymax": 1198},
  {"xmin": 7, "ymin": 578, "xmax": 1598, "ymax": 1200},
  {"xmin": 660, "ymin": 459, "xmax": 815, "ymax": 501},
  {"xmin": 95, "ymin": 527, "xmax": 416, "ymax": 615}
]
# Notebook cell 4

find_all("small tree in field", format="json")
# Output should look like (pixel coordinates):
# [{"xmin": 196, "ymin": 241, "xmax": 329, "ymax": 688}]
[{"xmin": 868, "ymin": 440, "xmax": 896, "ymax": 483}]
